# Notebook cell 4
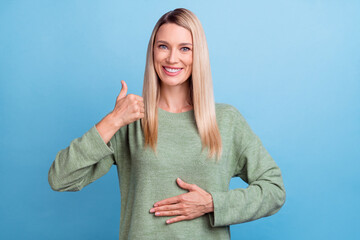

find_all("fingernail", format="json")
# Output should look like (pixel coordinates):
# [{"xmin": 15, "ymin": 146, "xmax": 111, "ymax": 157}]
[
  {"xmin": 155, "ymin": 212, "xmax": 160, "ymax": 216},
  {"xmin": 166, "ymin": 220, "xmax": 170, "ymax": 224},
  {"xmin": 178, "ymin": 178, "xmax": 182, "ymax": 182},
  {"xmin": 154, "ymin": 204, "xmax": 158, "ymax": 207},
  {"xmin": 149, "ymin": 208, "xmax": 155, "ymax": 213}
]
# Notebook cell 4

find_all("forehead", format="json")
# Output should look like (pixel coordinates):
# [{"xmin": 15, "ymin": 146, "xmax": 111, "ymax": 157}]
[{"xmin": 155, "ymin": 23, "xmax": 192, "ymax": 43}]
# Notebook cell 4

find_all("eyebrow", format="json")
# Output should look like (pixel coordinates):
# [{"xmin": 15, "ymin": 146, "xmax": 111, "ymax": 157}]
[{"xmin": 156, "ymin": 40, "xmax": 192, "ymax": 46}]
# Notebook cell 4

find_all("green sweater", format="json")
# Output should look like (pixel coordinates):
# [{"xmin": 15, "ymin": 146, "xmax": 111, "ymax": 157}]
[{"xmin": 48, "ymin": 103, "xmax": 286, "ymax": 240}]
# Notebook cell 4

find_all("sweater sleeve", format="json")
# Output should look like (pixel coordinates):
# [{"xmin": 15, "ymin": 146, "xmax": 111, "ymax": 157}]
[
  {"xmin": 208, "ymin": 108, "xmax": 286, "ymax": 227},
  {"xmin": 48, "ymin": 125, "xmax": 116, "ymax": 192}
]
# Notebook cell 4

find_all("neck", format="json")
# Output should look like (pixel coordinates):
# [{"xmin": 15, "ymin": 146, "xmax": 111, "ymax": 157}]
[{"xmin": 158, "ymin": 81, "xmax": 193, "ymax": 113}]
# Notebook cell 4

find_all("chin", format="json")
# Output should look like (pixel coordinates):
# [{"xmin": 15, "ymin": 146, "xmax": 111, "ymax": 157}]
[
  {"xmin": 160, "ymin": 77, "xmax": 189, "ymax": 87},
  {"xmin": 158, "ymin": 73, "xmax": 183, "ymax": 84}
]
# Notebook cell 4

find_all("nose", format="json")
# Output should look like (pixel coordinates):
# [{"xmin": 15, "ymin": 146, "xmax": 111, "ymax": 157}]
[{"xmin": 167, "ymin": 49, "xmax": 179, "ymax": 64}]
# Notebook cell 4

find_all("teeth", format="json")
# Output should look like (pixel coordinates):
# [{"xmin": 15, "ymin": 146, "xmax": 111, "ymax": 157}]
[{"xmin": 165, "ymin": 67, "xmax": 181, "ymax": 73}]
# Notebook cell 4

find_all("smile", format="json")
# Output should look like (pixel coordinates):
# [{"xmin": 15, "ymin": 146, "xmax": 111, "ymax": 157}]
[{"xmin": 163, "ymin": 66, "xmax": 183, "ymax": 76}]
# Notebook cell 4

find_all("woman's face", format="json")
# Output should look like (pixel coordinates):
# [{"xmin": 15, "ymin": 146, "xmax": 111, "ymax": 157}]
[{"xmin": 154, "ymin": 23, "xmax": 193, "ymax": 87}]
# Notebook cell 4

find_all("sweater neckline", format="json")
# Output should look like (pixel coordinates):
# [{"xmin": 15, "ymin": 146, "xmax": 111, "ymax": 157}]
[{"xmin": 158, "ymin": 107, "xmax": 195, "ymax": 122}]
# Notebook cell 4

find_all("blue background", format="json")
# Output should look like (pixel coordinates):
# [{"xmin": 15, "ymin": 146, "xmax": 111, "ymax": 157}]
[{"xmin": 1, "ymin": 0, "xmax": 359, "ymax": 239}]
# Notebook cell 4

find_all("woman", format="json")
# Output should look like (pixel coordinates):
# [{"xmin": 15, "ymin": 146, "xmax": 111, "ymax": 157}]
[{"xmin": 49, "ymin": 8, "xmax": 286, "ymax": 239}]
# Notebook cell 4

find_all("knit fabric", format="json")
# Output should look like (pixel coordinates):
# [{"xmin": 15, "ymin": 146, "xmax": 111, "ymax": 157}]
[{"xmin": 48, "ymin": 103, "xmax": 286, "ymax": 240}]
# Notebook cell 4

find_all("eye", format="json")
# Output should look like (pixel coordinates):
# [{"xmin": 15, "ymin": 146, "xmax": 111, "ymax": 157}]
[
  {"xmin": 158, "ymin": 44, "xmax": 168, "ymax": 50},
  {"xmin": 181, "ymin": 47, "xmax": 191, "ymax": 52}
]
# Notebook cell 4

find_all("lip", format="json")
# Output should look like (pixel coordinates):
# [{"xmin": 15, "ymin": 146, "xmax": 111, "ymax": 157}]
[{"xmin": 162, "ymin": 66, "xmax": 183, "ymax": 76}]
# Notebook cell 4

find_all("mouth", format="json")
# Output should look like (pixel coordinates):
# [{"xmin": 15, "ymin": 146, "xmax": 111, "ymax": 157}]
[{"xmin": 163, "ymin": 66, "xmax": 183, "ymax": 76}]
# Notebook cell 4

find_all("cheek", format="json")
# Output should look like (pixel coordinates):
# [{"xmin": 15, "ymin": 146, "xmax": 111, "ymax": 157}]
[
  {"xmin": 185, "ymin": 56, "xmax": 193, "ymax": 71},
  {"xmin": 154, "ymin": 51, "xmax": 166, "ymax": 64},
  {"xmin": 153, "ymin": 52, "xmax": 162, "ymax": 71}
]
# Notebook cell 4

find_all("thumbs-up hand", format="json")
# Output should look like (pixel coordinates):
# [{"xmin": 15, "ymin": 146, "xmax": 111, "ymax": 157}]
[
  {"xmin": 112, "ymin": 80, "xmax": 145, "ymax": 128},
  {"xmin": 95, "ymin": 80, "xmax": 144, "ymax": 144}
]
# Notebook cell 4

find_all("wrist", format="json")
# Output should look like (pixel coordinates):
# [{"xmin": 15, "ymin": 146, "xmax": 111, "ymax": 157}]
[
  {"xmin": 95, "ymin": 113, "xmax": 122, "ymax": 144},
  {"xmin": 205, "ymin": 193, "xmax": 214, "ymax": 213},
  {"xmin": 106, "ymin": 111, "xmax": 124, "ymax": 129}
]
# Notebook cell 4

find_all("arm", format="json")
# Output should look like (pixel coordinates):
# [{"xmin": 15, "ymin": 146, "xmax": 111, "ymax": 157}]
[
  {"xmin": 149, "ymin": 107, "xmax": 285, "ymax": 225},
  {"xmin": 48, "ymin": 125, "xmax": 117, "ymax": 192},
  {"xmin": 48, "ymin": 80, "xmax": 145, "ymax": 192},
  {"xmin": 149, "ymin": 140, "xmax": 285, "ymax": 226},
  {"xmin": 208, "ymin": 110, "xmax": 286, "ymax": 227}
]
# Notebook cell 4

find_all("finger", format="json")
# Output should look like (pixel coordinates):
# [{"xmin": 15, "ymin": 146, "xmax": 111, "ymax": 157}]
[
  {"xmin": 154, "ymin": 195, "xmax": 182, "ymax": 207},
  {"xmin": 127, "ymin": 94, "xmax": 143, "ymax": 102},
  {"xmin": 154, "ymin": 210, "xmax": 182, "ymax": 217},
  {"xmin": 176, "ymin": 178, "xmax": 196, "ymax": 191},
  {"xmin": 166, "ymin": 215, "xmax": 187, "ymax": 224},
  {"xmin": 134, "ymin": 112, "xmax": 144, "ymax": 120},
  {"xmin": 136, "ymin": 95, "xmax": 144, "ymax": 101},
  {"xmin": 131, "ymin": 104, "xmax": 144, "ymax": 114},
  {"xmin": 117, "ymin": 80, "xmax": 128, "ymax": 100},
  {"xmin": 137, "ymin": 101, "xmax": 145, "ymax": 108},
  {"xmin": 150, "ymin": 203, "xmax": 183, "ymax": 213},
  {"xmin": 139, "ymin": 107, "xmax": 145, "ymax": 113}
]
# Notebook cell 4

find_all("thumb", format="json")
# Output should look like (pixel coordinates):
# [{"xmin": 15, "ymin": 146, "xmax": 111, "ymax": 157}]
[
  {"xmin": 117, "ymin": 80, "xmax": 128, "ymax": 100},
  {"xmin": 176, "ymin": 178, "xmax": 195, "ymax": 191}
]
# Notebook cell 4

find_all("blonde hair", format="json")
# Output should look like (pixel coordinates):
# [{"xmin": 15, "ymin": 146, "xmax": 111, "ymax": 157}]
[{"xmin": 141, "ymin": 8, "xmax": 222, "ymax": 160}]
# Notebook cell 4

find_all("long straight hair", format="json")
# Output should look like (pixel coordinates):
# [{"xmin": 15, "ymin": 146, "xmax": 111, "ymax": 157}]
[{"xmin": 141, "ymin": 8, "xmax": 222, "ymax": 160}]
